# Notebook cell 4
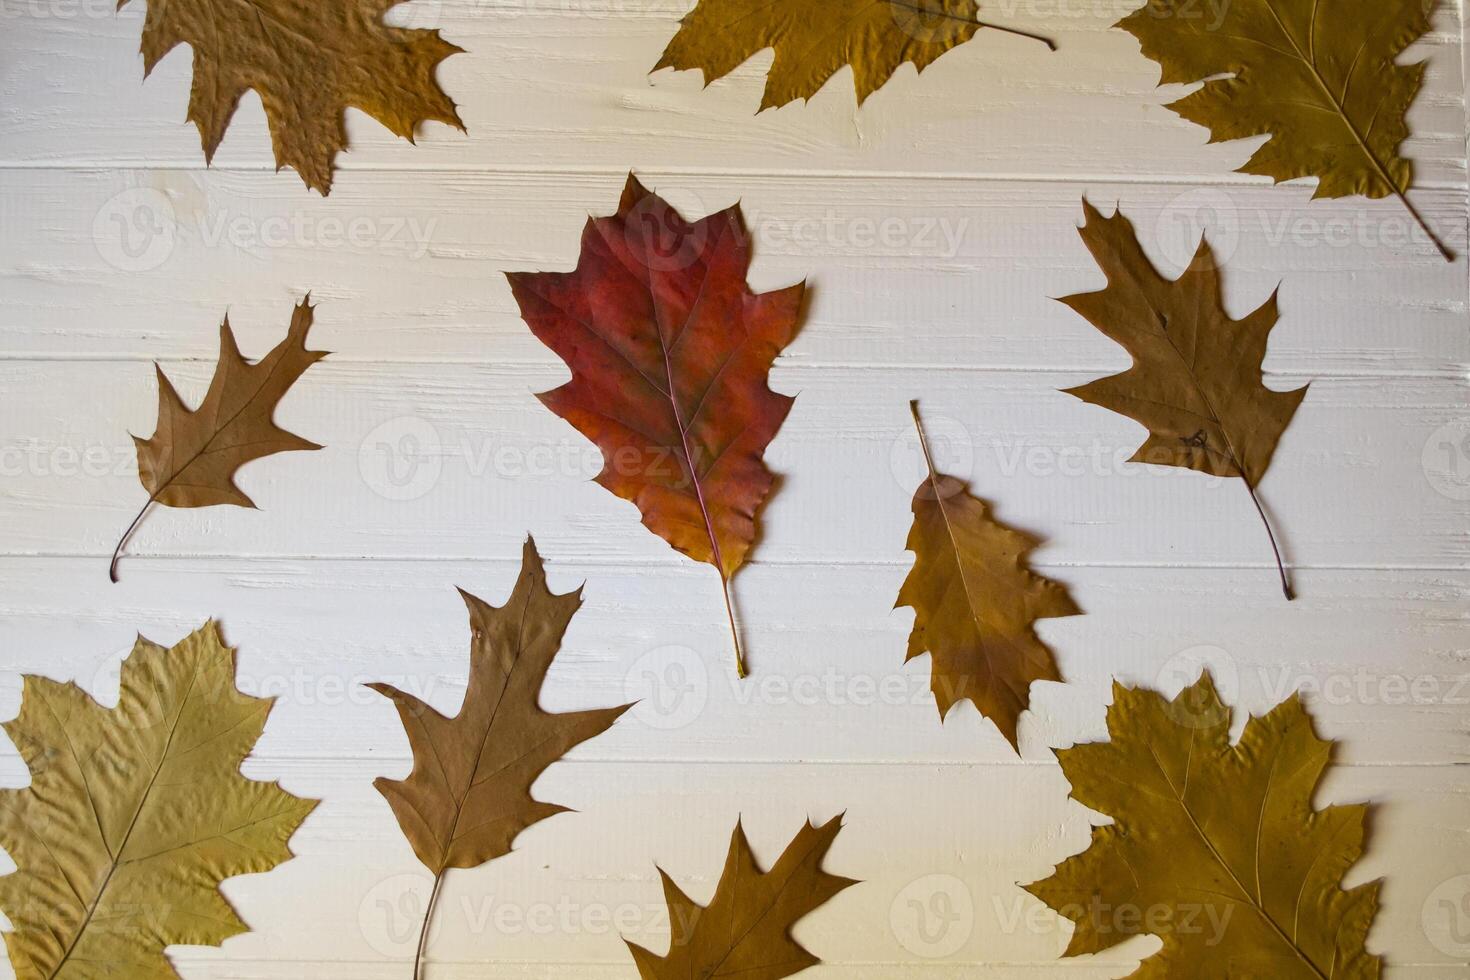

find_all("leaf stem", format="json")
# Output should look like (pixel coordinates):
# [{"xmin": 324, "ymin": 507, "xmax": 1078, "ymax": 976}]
[
  {"xmin": 719, "ymin": 573, "xmax": 747, "ymax": 679},
  {"xmin": 886, "ymin": 0, "xmax": 1058, "ymax": 50},
  {"xmin": 1243, "ymin": 480, "xmax": 1293, "ymax": 601},
  {"xmin": 413, "ymin": 869, "xmax": 448, "ymax": 980},
  {"xmin": 975, "ymin": 19, "xmax": 1057, "ymax": 50},
  {"xmin": 1392, "ymin": 188, "xmax": 1454, "ymax": 262},
  {"xmin": 909, "ymin": 399, "xmax": 939, "ymax": 479},
  {"xmin": 109, "ymin": 497, "xmax": 155, "ymax": 583}
]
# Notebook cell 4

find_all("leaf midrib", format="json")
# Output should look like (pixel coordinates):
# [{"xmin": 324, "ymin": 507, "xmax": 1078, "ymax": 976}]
[
  {"xmin": 910, "ymin": 427, "xmax": 1038, "ymax": 716},
  {"xmin": 694, "ymin": 828, "xmax": 830, "ymax": 979},
  {"xmin": 433, "ymin": 578, "xmax": 536, "ymax": 873},
  {"xmin": 627, "ymin": 211, "xmax": 736, "ymax": 582},
  {"xmin": 1146, "ymin": 734, "xmax": 1331, "ymax": 979},
  {"xmin": 1257, "ymin": 0, "xmax": 1406, "ymax": 199},
  {"xmin": 150, "ymin": 334, "xmax": 296, "ymax": 504},
  {"xmin": 45, "ymin": 651, "xmax": 204, "ymax": 979}
]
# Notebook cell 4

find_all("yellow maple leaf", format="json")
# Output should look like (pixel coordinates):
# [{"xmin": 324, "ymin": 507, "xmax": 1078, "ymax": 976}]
[
  {"xmin": 653, "ymin": 0, "xmax": 1053, "ymax": 110},
  {"xmin": 0, "ymin": 622, "xmax": 318, "ymax": 980}
]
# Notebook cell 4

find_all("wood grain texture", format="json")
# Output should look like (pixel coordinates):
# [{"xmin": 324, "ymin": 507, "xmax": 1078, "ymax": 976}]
[
  {"xmin": 0, "ymin": 0, "xmax": 1466, "ymax": 976},
  {"xmin": 0, "ymin": 2, "xmax": 1464, "ymax": 186}
]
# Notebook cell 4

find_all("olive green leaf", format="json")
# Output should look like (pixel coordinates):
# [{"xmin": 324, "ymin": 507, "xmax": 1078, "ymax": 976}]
[
  {"xmin": 1118, "ymin": 0, "xmax": 1451, "ymax": 259},
  {"xmin": 1025, "ymin": 672, "xmax": 1381, "ymax": 979},
  {"xmin": 0, "ymin": 622, "xmax": 318, "ymax": 980}
]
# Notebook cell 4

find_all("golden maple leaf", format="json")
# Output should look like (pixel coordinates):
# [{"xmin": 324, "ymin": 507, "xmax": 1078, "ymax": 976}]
[
  {"xmin": 370, "ymin": 538, "xmax": 633, "ymax": 977},
  {"xmin": 653, "ymin": 0, "xmax": 1054, "ymax": 111},
  {"xmin": 626, "ymin": 816, "xmax": 857, "ymax": 978},
  {"xmin": 111, "ymin": 297, "xmax": 328, "ymax": 582},
  {"xmin": 127, "ymin": 0, "xmax": 464, "ymax": 194},
  {"xmin": 897, "ymin": 401, "xmax": 1082, "ymax": 751},
  {"xmin": 1060, "ymin": 200, "xmax": 1307, "ymax": 599},
  {"xmin": 0, "ymin": 622, "xmax": 318, "ymax": 980},
  {"xmin": 1117, "ymin": 0, "xmax": 1451, "ymax": 259},
  {"xmin": 1024, "ymin": 672, "xmax": 1381, "ymax": 978}
]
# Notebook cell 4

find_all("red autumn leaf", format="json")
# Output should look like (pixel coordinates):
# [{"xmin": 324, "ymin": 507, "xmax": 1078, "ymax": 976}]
[{"xmin": 506, "ymin": 175, "xmax": 804, "ymax": 676}]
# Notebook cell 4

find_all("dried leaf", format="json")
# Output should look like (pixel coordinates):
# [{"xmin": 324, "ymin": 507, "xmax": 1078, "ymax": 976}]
[
  {"xmin": 654, "ymin": 0, "xmax": 1054, "ymax": 110},
  {"xmin": 112, "ymin": 298, "xmax": 327, "ymax": 582},
  {"xmin": 0, "ymin": 622, "xmax": 318, "ymax": 980},
  {"xmin": 507, "ymin": 174, "xmax": 804, "ymax": 677},
  {"xmin": 370, "ymin": 538, "xmax": 632, "ymax": 974},
  {"xmin": 128, "ymin": 0, "xmax": 464, "ymax": 194},
  {"xmin": 898, "ymin": 403, "xmax": 1081, "ymax": 751},
  {"xmin": 1117, "ymin": 0, "xmax": 1450, "ymax": 259},
  {"xmin": 1060, "ymin": 201, "xmax": 1307, "ymax": 598},
  {"xmin": 1024, "ymin": 672, "xmax": 1381, "ymax": 978},
  {"xmin": 627, "ymin": 816, "xmax": 857, "ymax": 978}
]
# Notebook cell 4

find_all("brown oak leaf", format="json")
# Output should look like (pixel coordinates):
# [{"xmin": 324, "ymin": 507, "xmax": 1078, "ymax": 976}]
[
  {"xmin": 898, "ymin": 402, "xmax": 1081, "ymax": 751},
  {"xmin": 370, "ymin": 538, "xmax": 632, "ymax": 978},
  {"xmin": 1116, "ymin": 0, "xmax": 1451, "ymax": 260},
  {"xmin": 128, "ymin": 0, "xmax": 464, "ymax": 194},
  {"xmin": 627, "ymin": 816, "xmax": 857, "ymax": 978},
  {"xmin": 1060, "ymin": 201, "xmax": 1308, "ymax": 599},
  {"xmin": 112, "ymin": 297, "xmax": 327, "ymax": 582}
]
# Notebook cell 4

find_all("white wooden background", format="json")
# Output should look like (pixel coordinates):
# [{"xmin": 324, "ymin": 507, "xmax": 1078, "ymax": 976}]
[{"xmin": 1, "ymin": 0, "xmax": 1468, "ymax": 976}]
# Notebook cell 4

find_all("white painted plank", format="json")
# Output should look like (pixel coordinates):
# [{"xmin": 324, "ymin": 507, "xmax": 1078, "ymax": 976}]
[
  {"xmin": 1, "ymin": 2, "xmax": 1462, "ymax": 185},
  {"xmin": 0, "ymin": 558, "xmax": 1465, "ymax": 766},
  {"xmin": 0, "ymin": 361, "xmax": 1463, "ymax": 568},
  {"xmin": 0, "ymin": 169, "xmax": 1465, "ymax": 370},
  {"xmin": 0, "ymin": 758, "xmax": 1459, "ymax": 977}
]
